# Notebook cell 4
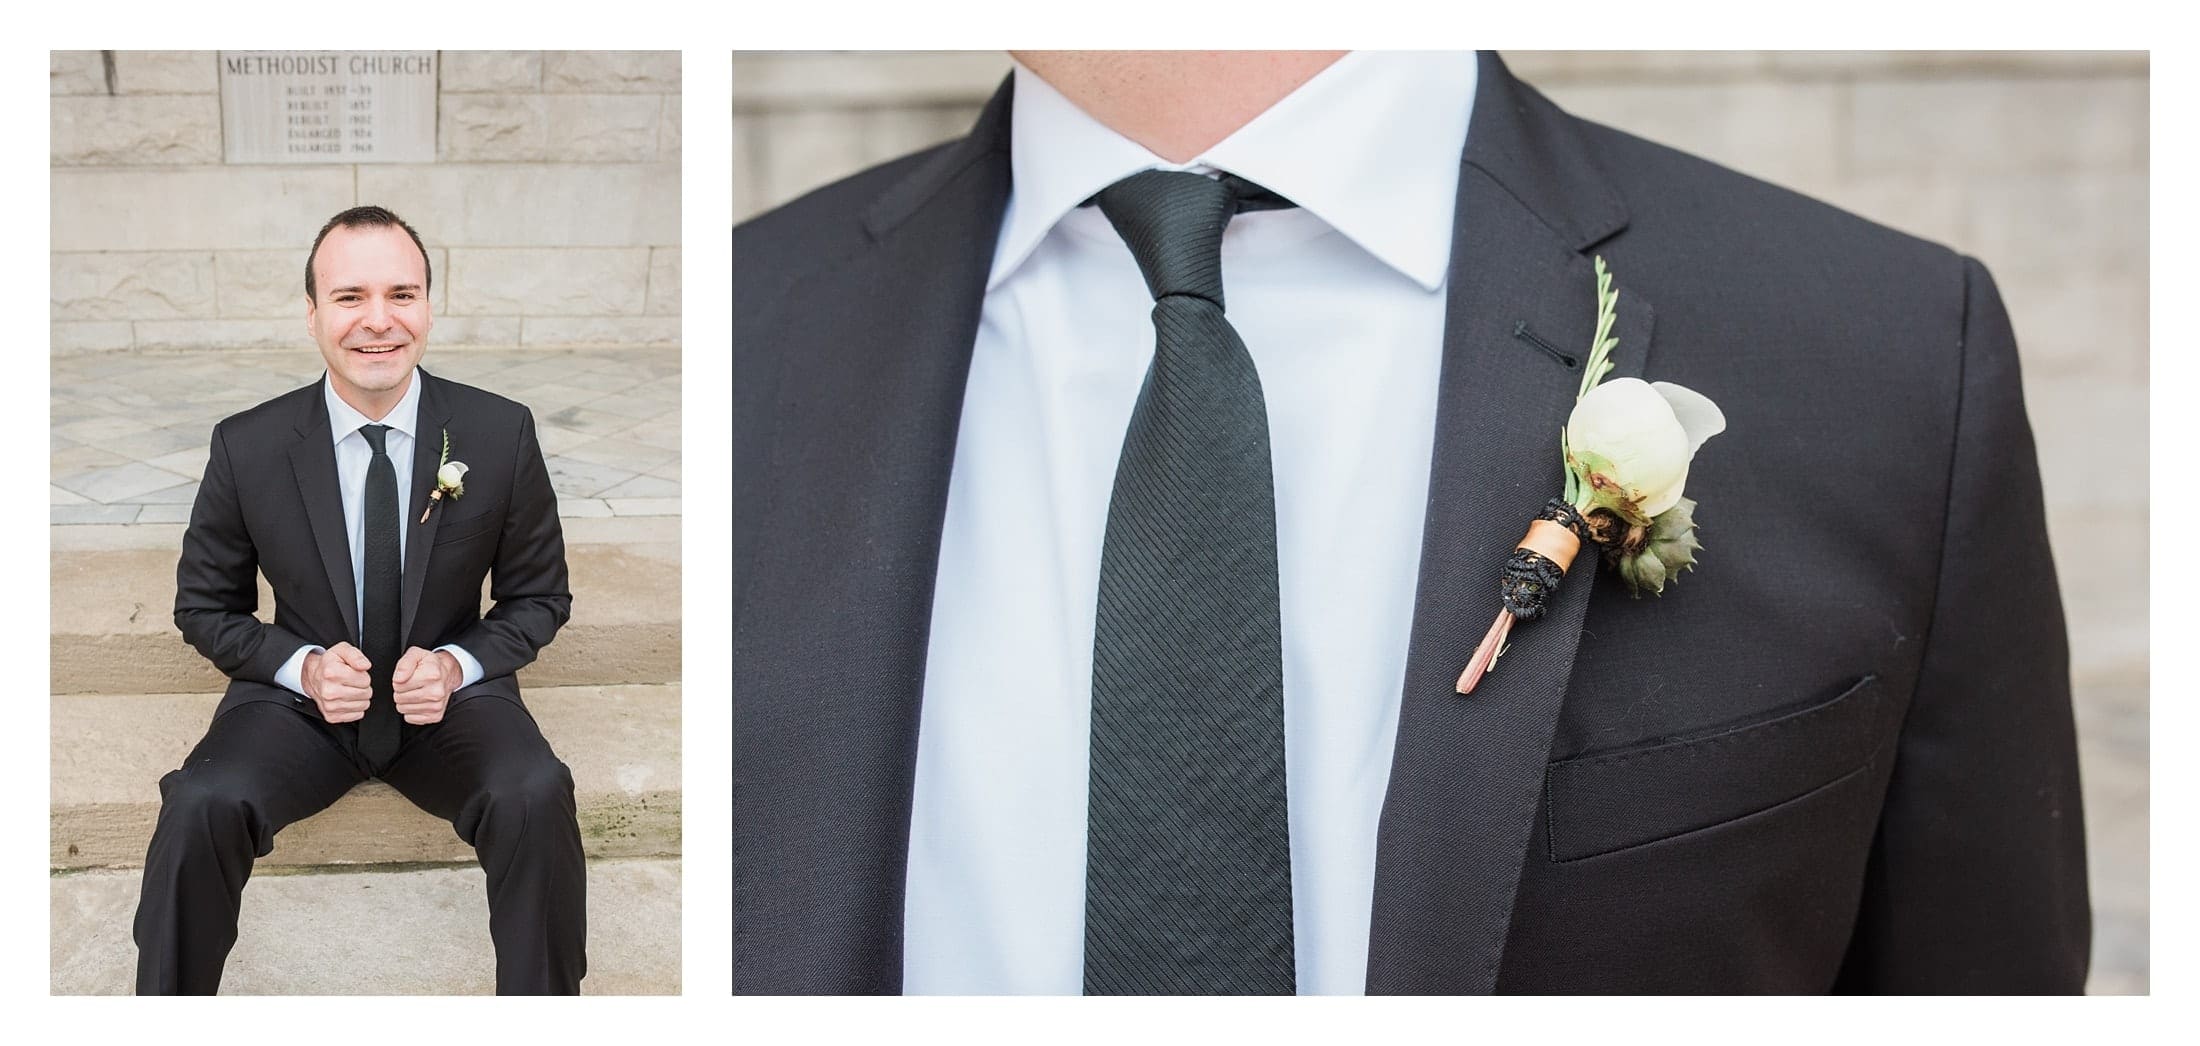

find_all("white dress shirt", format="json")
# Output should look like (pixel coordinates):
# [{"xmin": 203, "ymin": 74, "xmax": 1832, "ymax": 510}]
[
  {"xmin": 273, "ymin": 369, "xmax": 484, "ymax": 697},
  {"xmin": 903, "ymin": 52, "xmax": 1478, "ymax": 995}
]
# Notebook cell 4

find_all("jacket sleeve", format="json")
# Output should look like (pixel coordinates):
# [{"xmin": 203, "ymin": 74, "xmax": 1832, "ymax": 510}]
[
  {"xmin": 447, "ymin": 406, "xmax": 572, "ymax": 677},
  {"xmin": 173, "ymin": 422, "xmax": 314, "ymax": 685},
  {"xmin": 1834, "ymin": 256, "xmax": 2092, "ymax": 993}
]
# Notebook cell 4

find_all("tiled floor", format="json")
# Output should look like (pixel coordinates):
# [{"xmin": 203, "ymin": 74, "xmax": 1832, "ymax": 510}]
[{"xmin": 51, "ymin": 348, "xmax": 680, "ymax": 525}]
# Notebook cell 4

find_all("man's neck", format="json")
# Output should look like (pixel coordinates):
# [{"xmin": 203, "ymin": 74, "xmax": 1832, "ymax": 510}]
[{"xmin": 1009, "ymin": 51, "xmax": 1347, "ymax": 164}]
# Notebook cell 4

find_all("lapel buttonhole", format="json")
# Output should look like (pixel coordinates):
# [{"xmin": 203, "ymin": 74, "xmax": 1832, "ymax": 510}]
[{"xmin": 1512, "ymin": 320, "xmax": 1580, "ymax": 370}]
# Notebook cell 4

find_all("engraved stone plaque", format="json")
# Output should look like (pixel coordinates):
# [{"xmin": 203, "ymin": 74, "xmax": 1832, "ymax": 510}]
[{"xmin": 219, "ymin": 51, "xmax": 437, "ymax": 164}]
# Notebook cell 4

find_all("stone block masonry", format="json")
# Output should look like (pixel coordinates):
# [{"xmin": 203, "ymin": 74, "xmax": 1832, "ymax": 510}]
[{"xmin": 50, "ymin": 51, "xmax": 679, "ymax": 353}]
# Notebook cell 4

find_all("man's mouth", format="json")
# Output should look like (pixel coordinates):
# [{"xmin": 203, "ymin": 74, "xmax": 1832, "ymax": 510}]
[{"xmin": 350, "ymin": 343, "xmax": 404, "ymax": 355}]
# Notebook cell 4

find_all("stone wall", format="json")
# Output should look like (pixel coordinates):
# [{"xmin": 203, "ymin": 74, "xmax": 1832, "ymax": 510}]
[
  {"xmin": 52, "ymin": 50, "xmax": 681, "ymax": 353},
  {"xmin": 732, "ymin": 51, "xmax": 2151, "ymax": 992}
]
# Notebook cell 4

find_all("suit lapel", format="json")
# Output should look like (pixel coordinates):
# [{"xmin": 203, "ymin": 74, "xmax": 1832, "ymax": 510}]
[
  {"xmin": 1365, "ymin": 51, "xmax": 1655, "ymax": 994},
  {"xmin": 288, "ymin": 381, "xmax": 361, "ymax": 645},
  {"xmin": 401, "ymin": 371, "xmax": 451, "ymax": 647},
  {"xmin": 731, "ymin": 82, "xmax": 1013, "ymax": 993}
]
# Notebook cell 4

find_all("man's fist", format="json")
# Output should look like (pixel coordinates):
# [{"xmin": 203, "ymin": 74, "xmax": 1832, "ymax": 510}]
[
  {"xmin": 392, "ymin": 647, "xmax": 462, "ymax": 725},
  {"xmin": 303, "ymin": 643, "xmax": 373, "ymax": 723}
]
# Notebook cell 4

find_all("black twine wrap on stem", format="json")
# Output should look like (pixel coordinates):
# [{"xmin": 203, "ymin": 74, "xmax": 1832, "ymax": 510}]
[
  {"xmin": 1498, "ymin": 499, "xmax": 1602, "ymax": 621},
  {"xmin": 1539, "ymin": 498, "xmax": 1599, "ymax": 544}
]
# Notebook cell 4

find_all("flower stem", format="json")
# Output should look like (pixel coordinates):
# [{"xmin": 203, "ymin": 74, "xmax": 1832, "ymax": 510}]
[{"xmin": 1561, "ymin": 429, "xmax": 1579, "ymax": 504}]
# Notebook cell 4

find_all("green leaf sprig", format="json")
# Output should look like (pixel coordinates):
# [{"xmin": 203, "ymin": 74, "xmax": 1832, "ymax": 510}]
[
  {"xmin": 1562, "ymin": 256, "xmax": 1621, "ymax": 506},
  {"xmin": 1577, "ymin": 256, "xmax": 1620, "ymax": 399}
]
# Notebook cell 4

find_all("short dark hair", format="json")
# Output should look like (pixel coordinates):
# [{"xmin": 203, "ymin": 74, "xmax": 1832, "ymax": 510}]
[{"xmin": 304, "ymin": 205, "xmax": 432, "ymax": 302}]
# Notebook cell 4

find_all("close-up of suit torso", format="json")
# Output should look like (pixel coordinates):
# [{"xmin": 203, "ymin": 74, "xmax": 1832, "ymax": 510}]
[{"xmin": 731, "ymin": 50, "xmax": 2090, "ymax": 994}]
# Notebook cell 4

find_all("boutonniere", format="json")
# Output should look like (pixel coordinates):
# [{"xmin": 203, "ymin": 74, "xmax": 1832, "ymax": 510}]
[
  {"xmin": 1456, "ymin": 257, "xmax": 1727, "ymax": 694},
  {"xmin": 420, "ymin": 428, "xmax": 468, "ymax": 523}
]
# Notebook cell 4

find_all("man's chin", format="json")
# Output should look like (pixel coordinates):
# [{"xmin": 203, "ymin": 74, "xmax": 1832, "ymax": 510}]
[{"xmin": 335, "ymin": 356, "xmax": 419, "ymax": 395}]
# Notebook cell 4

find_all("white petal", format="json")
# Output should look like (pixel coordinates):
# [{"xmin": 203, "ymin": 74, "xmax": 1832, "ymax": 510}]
[
  {"xmin": 1651, "ymin": 381, "xmax": 1726, "ymax": 458},
  {"xmin": 1567, "ymin": 378, "xmax": 1690, "ymax": 503},
  {"xmin": 1639, "ymin": 461, "xmax": 1689, "ymax": 517},
  {"xmin": 1565, "ymin": 379, "xmax": 1666, "ymax": 450}
]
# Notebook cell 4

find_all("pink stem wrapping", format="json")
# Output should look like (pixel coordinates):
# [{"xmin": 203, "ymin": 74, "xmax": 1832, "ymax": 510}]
[{"xmin": 1454, "ymin": 608, "xmax": 1516, "ymax": 695}]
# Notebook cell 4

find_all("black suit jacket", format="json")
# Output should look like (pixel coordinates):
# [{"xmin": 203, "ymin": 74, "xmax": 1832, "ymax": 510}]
[
  {"xmin": 175, "ymin": 368, "xmax": 572, "ymax": 720},
  {"xmin": 731, "ymin": 52, "xmax": 2090, "ymax": 993}
]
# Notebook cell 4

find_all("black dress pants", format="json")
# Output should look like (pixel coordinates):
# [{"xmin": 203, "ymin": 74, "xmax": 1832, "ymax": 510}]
[{"xmin": 132, "ymin": 694, "xmax": 588, "ymax": 995}]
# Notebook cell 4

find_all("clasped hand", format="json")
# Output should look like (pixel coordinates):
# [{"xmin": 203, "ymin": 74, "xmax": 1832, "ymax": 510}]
[{"xmin": 302, "ymin": 643, "xmax": 460, "ymax": 725}]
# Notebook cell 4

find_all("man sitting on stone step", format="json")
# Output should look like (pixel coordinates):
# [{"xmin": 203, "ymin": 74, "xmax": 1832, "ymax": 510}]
[{"xmin": 134, "ymin": 205, "xmax": 584, "ymax": 995}]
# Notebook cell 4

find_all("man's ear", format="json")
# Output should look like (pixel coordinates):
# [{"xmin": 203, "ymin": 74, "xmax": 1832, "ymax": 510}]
[{"xmin": 305, "ymin": 294, "xmax": 317, "ymax": 336}]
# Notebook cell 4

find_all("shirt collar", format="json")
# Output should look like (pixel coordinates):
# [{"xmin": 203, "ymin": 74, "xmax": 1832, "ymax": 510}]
[
  {"xmin": 990, "ymin": 50, "xmax": 1477, "ymax": 293},
  {"xmin": 324, "ymin": 367, "xmax": 423, "ymax": 447}
]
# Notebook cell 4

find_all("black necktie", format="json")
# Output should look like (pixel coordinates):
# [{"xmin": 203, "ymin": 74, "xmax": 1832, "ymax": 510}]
[
  {"xmin": 1083, "ymin": 170, "xmax": 1295, "ymax": 995},
  {"xmin": 358, "ymin": 423, "xmax": 402, "ymax": 770}
]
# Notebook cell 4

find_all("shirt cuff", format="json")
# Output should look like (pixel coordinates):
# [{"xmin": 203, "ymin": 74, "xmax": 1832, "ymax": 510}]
[
  {"xmin": 436, "ymin": 644, "xmax": 485, "ymax": 690},
  {"xmin": 275, "ymin": 644, "xmax": 324, "ymax": 699}
]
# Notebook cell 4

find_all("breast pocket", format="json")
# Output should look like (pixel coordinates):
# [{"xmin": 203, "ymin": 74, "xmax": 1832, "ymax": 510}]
[
  {"xmin": 431, "ymin": 503, "xmax": 504, "ymax": 546},
  {"xmin": 1543, "ymin": 674, "xmax": 1888, "ymax": 862}
]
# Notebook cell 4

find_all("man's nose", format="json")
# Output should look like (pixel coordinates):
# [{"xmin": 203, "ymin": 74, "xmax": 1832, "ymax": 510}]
[{"xmin": 361, "ymin": 296, "xmax": 393, "ymax": 330}]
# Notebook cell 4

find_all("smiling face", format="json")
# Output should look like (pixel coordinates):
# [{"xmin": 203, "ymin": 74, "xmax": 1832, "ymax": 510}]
[{"xmin": 307, "ymin": 223, "xmax": 433, "ymax": 419}]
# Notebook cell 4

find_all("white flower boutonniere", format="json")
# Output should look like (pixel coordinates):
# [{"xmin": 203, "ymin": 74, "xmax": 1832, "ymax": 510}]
[
  {"xmin": 420, "ymin": 428, "xmax": 468, "ymax": 523},
  {"xmin": 1565, "ymin": 377, "xmax": 1725, "ymax": 594},
  {"xmin": 1457, "ymin": 257, "xmax": 1726, "ymax": 694}
]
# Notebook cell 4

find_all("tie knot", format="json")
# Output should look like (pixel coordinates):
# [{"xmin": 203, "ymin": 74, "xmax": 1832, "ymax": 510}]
[
  {"xmin": 1098, "ymin": 170, "xmax": 1288, "ymax": 307},
  {"xmin": 359, "ymin": 423, "xmax": 390, "ymax": 454}
]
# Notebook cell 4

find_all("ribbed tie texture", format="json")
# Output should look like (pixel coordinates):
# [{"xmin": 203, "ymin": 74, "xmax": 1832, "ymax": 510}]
[
  {"xmin": 359, "ymin": 423, "xmax": 402, "ymax": 771},
  {"xmin": 1084, "ymin": 169, "xmax": 1295, "ymax": 995}
]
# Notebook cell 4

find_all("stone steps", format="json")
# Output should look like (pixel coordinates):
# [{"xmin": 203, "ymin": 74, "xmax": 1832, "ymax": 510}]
[
  {"xmin": 49, "ymin": 507, "xmax": 685, "ymax": 989},
  {"xmin": 51, "ymin": 858, "xmax": 680, "ymax": 995},
  {"xmin": 52, "ymin": 684, "xmax": 680, "ymax": 869},
  {"xmin": 49, "ymin": 515, "xmax": 680, "ymax": 695}
]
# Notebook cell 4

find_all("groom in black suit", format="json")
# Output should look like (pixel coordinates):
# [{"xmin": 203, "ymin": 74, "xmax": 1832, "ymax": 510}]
[
  {"xmin": 732, "ymin": 52, "xmax": 2090, "ymax": 993},
  {"xmin": 134, "ymin": 205, "xmax": 584, "ymax": 994}
]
